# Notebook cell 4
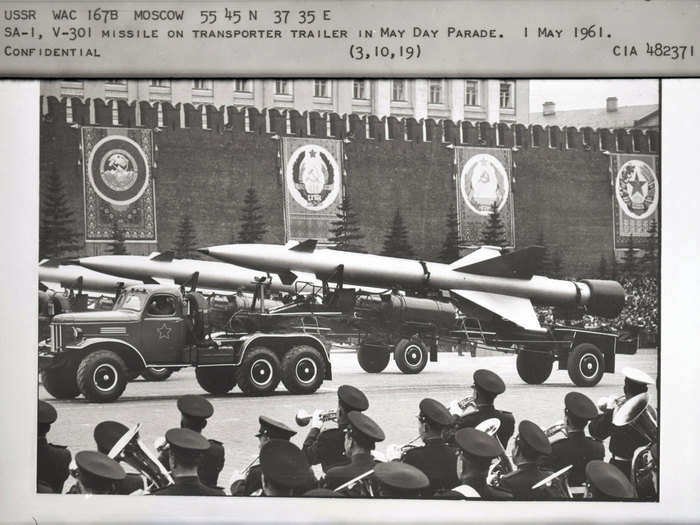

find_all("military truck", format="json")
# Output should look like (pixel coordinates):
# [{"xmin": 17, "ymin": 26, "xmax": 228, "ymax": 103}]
[{"xmin": 39, "ymin": 284, "xmax": 332, "ymax": 402}]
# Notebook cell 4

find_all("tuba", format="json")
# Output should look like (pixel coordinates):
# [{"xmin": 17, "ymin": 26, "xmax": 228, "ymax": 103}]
[
  {"xmin": 295, "ymin": 408, "xmax": 338, "ymax": 427},
  {"xmin": 108, "ymin": 423, "xmax": 173, "ymax": 493}
]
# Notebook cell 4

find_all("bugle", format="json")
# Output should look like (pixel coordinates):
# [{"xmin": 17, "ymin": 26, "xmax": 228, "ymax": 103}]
[
  {"xmin": 109, "ymin": 423, "xmax": 173, "ymax": 493},
  {"xmin": 295, "ymin": 408, "xmax": 338, "ymax": 427}
]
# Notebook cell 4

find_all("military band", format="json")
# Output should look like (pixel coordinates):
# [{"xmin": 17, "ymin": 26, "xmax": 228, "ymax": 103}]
[{"xmin": 37, "ymin": 366, "xmax": 657, "ymax": 500}]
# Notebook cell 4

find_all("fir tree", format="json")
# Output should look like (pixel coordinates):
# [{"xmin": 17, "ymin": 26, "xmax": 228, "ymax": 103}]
[
  {"xmin": 622, "ymin": 236, "xmax": 638, "ymax": 275},
  {"xmin": 39, "ymin": 165, "xmax": 81, "ymax": 259},
  {"xmin": 535, "ymin": 230, "xmax": 552, "ymax": 276},
  {"xmin": 328, "ymin": 195, "xmax": 365, "ymax": 252},
  {"xmin": 438, "ymin": 205, "xmax": 460, "ymax": 263},
  {"xmin": 550, "ymin": 249, "xmax": 564, "ymax": 279},
  {"xmin": 641, "ymin": 219, "xmax": 659, "ymax": 275},
  {"xmin": 173, "ymin": 214, "xmax": 199, "ymax": 259},
  {"xmin": 237, "ymin": 186, "xmax": 267, "ymax": 243},
  {"xmin": 479, "ymin": 202, "xmax": 507, "ymax": 248},
  {"xmin": 107, "ymin": 219, "xmax": 128, "ymax": 255},
  {"xmin": 597, "ymin": 254, "xmax": 609, "ymax": 279},
  {"xmin": 381, "ymin": 208, "xmax": 415, "ymax": 258}
]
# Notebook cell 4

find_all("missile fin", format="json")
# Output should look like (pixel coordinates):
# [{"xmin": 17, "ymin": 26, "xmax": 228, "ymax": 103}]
[
  {"xmin": 452, "ymin": 246, "xmax": 544, "ymax": 279},
  {"xmin": 278, "ymin": 270, "xmax": 298, "ymax": 285},
  {"xmin": 39, "ymin": 258, "xmax": 62, "ymax": 268},
  {"xmin": 150, "ymin": 251, "xmax": 175, "ymax": 262},
  {"xmin": 141, "ymin": 276, "xmax": 161, "ymax": 285},
  {"xmin": 451, "ymin": 289, "xmax": 543, "ymax": 331},
  {"xmin": 289, "ymin": 239, "xmax": 317, "ymax": 252},
  {"xmin": 448, "ymin": 247, "xmax": 501, "ymax": 270}
]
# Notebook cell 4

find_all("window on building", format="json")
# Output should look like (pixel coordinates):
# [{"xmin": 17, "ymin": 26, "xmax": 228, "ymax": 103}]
[
  {"xmin": 353, "ymin": 80, "xmax": 369, "ymax": 100},
  {"xmin": 465, "ymin": 80, "xmax": 479, "ymax": 106},
  {"xmin": 105, "ymin": 79, "xmax": 127, "ymax": 86},
  {"xmin": 193, "ymin": 80, "xmax": 212, "ymax": 90},
  {"xmin": 234, "ymin": 79, "xmax": 252, "ymax": 93},
  {"xmin": 392, "ymin": 80, "xmax": 406, "ymax": 101},
  {"xmin": 150, "ymin": 80, "xmax": 171, "ymax": 88},
  {"xmin": 499, "ymin": 81, "xmax": 514, "ymax": 109},
  {"xmin": 429, "ymin": 80, "xmax": 444, "ymax": 104},
  {"xmin": 314, "ymin": 80, "xmax": 329, "ymax": 98},
  {"xmin": 275, "ymin": 80, "xmax": 292, "ymax": 95}
]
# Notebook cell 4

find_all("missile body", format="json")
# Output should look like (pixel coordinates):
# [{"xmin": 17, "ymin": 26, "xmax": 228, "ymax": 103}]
[
  {"xmin": 200, "ymin": 242, "xmax": 626, "ymax": 331},
  {"xmin": 39, "ymin": 260, "xmax": 140, "ymax": 293}
]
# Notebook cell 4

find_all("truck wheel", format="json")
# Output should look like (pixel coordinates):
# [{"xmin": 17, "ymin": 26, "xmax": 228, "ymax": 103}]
[
  {"xmin": 140, "ymin": 367, "xmax": 174, "ymax": 382},
  {"xmin": 567, "ymin": 343, "xmax": 605, "ymax": 387},
  {"xmin": 41, "ymin": 366, "xmax": 80, "ymax": 399},
  {"xmin": 516, "ymin": 350, "xmax": 553, "ymax": 384},
  {"xmin": 357, "ymin": 344, "xmax": 390, "ymax": 373},
  {"xmin": 195, "ymin": 367, "xmax": 237, "ymax": 395},
  {"xmin": 76, "ymin": 350, "xmax": 128, "ymax": 403},
  {"xmin": 236, "ymin": 347, "xmax": 281, "ymax": 395},
  {"xmin": 394, "ymin": 338, "xmax": 428, "ymax": 374},
  {"xmin": 281, "ymin": 345, "xmax": 326, "ymax": 394}
]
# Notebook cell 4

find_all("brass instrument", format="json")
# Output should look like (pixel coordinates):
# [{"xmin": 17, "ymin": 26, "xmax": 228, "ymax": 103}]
[
  {"xmin": 109, "ymin": 423, "xmax": 173, "ymax": 493},
  {"xmin": 475, "ymin": 418, "xmax": 501, "ymax": 437},
  {"xmin": 334, "ymin": 468, "xmax": 375, "ymax": 497},
  {"xmin": 597, "ymin": 394, "xmax": 627, "ymax": 412},
  {"xmin": 543, "ymin": 420, "xmax": 568, "ymax": 440},
  {"xmin": 448, "ymin": 394, "xmax": 477, "ymax": 417},
  {"xmin": 295, "ymin": 408, "xmax": 338, "ymax": 427},
  {"xmin": 227, "ymin": 454, "xmax": 260, "ymax": 491},
  {"xmin": 385, "ymin": 435, "xmax": 421, "ymax": 461}
]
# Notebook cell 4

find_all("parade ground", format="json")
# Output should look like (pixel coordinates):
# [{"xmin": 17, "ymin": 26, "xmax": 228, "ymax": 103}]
[{"xmin": 39, "ymin": 348, "xmax": 658, "ymax": 489}]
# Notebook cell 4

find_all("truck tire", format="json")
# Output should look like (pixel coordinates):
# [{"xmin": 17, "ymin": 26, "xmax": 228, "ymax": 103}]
[
  {"xmin": 236, "ymin": 347, "xmax": 281, "ymax": 395},
  {"xmin": 567, "ymin": 343, "xmax": 605, "ymax": 387},
  {"xmin": 195, "ymin": 366, "xmax": 237, "ymax": 395},
  {"xmin": 281, "ymin": 345, "xmax": 326, "ymax": 394},
  {"xmin": 357, "ymin": 344, "xmax": 390, "ymax": 373},
  {"xmin": 394, "ymin": 338, "xmax": 428, "ymax": 374},
  {"xmin": 140, "ymin": 367, "xmax": 174, "ymax": 382},
  {"xmin": 41, "ymin": 366, "xmax": 80, "ymax": 399},
  {"xmin": 516, "ymin": 350, "xmax": 553, "ymax": 384},
  {"xmin": 76, "ymin": 350, "xmax": 128, "ymax": 403}
]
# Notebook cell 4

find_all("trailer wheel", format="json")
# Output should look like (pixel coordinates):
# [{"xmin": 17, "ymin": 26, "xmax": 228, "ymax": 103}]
[
  {"xmin": 394, "ymin": 338, "xmax": 428, "ymax": 374},
  {"xmin": 140, "ymin": 367, "xmax": 174, "ymax": 382},
  {"xmin": 281, "ymin": 345, "xmax": 326, "ymax": 394},
  {"xmin": 195, "ymin": 366, "xmax": 237, "ymax": 395},
  {"xmin": 567, "ymin": 343, "xmax": 605, "ymax": 387},
  {"xmin": 41, "ymin": 366, "xmax": 80, "ymax": 399},
  {"xmin": 237, "ymin": 347, "xmax": 281, "ymax": 395},
  {"xmin": 76, "ymin": 350, "xmax": 128, "ymax": 403},
  {"xmin": 357, "ymin": 344, "xmax": 390, "ymax": 373},
  {"xmin": 516, "ymin": 350, "xmax": 553, "ymax": 385}
]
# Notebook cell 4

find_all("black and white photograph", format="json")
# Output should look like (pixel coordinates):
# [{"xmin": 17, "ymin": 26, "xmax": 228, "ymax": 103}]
[{"xmin": 35, "ymin": 78, "xmax": 659, "ymax": 501}]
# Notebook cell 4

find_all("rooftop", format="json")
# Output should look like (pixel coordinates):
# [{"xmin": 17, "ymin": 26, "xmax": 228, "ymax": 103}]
[{"xmin": 529, "ymin": 102, "xmax": 658, "ymax": 129}]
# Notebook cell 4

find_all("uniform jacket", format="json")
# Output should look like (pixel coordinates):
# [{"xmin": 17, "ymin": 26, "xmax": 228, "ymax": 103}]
[
  {"xmin": 302, "ymin": 427, "xmax": 347, "ymax": 473},
  {"xmin": 454, "ymin": 405, "xmax": 515, "ymax": 449},
  {"xmin": 547, "ymin": 431, "xmax": 605, "ymax": 486},
  {"xmin": 401, "ymin": 438, "xmax": 459, "ymax": 492},
  {"xmin": 499, "ymin": 463, "xmax": 567, "ymax": 500},
  {"xmin": 230, "ymin": 464, "xmax": 263, "ymax": 496},
  {"xmin": 158, "ymin": 435, "xmax": 225, "ymax": 489},
  {"xmin": 152, "ymin": 475, "xmax": 225, "ymax": 496},
  {"xmin": 37, "ymin": 437, "xmax": 71, "ymax": 494},
  {"xmin": 441, "ymin": 474, "xmax": 513, "ymax": 500},
  {"xmin": 323, "ymin": 452, "xmax": 375, "ymax": 491},
  {"xmin": 589, "ymin": 406, "xmax": 654, "ymax": 471}
]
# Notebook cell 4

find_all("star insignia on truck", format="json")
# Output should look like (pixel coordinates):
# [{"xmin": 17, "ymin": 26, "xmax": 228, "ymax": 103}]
[{"xmin": 157, "ymin": 323, "xmax": 172, "ymax": 340}]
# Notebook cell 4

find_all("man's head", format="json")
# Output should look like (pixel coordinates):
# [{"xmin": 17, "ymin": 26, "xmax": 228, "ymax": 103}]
[
  {"xmin": 165, "ymin": 427, "xmax": 211, "ymax": 474},
  {"xmin": 93, "ymin": 420, "xmax": 130, "ymax": 455},
  {"xmin": 513, "ymin": 420, "xmax": 551, "ymax": 465},
  {"xmin": 74, "ymin": 450, "xmax": 126, "ymax": 495},
  {"xmin": 38, "ymin": 400, "xmax": 57, "ymax": 439},
  {"xmin": 454, "ymin": 428, "xmax": 502, "ymax": 481},
  {"xmin": 256, "ymin": 415, "xmax": 297, "ymax": 450},
  {"xmin": 563, "ymin": 392, "xmax": 599, "ymax": 431},
  {"xmin": 343, "ymin": 411, "xmax": 385, "ymax": 456},
  {"xmin": 622, "ymin": 367, "xmax": 654, "ymax": 398},
  {"xmin": 417, "ymin": 398, "xmax": 454, "ymax": 440},
  {"xmin": 585, "ymin": 460, "xmax": 636, "ymax": 500},
  {"xmin": 259, "ymin": 439, "xmax": 315, "ymax": 497},
  {"xmin": 336, "ymin": 385, "xmax": 369, "ymax": 427},
  {"xmin": 472, "ymin": 369, "xmax": 506, "ymax": 405},
  {"xmin": 177, "ymin": 395, "xmax": 214, "ymax": 433}
]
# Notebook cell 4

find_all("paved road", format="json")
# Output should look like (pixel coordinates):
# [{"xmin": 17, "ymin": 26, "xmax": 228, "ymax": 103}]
[{"xmin": 40, "ymin": 348, "xmax": 658, "ymax": 491}]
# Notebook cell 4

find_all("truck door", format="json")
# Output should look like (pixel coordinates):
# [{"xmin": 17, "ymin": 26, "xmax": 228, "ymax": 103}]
[{"xmin": 142, "ymin": 294, "xmax": 185, "ymax": 364}]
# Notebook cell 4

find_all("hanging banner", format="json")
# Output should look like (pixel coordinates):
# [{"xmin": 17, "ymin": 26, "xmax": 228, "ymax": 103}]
[
  {"xmin": 81, "ymin": 127, "xmax": 157, "ymax": 242},
  {"xmin": 454, "ymin": 146, "xmax": 515, "ymax": 247},
  {"xmin": 611, "ymin": 153, "xmax": 659, "ymax": 250},
  {"xmin": 280, "ymin": 137, "xmax": 343, "ymax": 242}
]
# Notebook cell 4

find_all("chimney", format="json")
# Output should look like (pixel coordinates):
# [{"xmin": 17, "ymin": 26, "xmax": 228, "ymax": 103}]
[
  {"xmin": 542, "ymin": 101, "xmax": 555, "ymax": 116},
  {"xmin": 606, "ymin": 97, "xmax": 618, "ymax": 112}
]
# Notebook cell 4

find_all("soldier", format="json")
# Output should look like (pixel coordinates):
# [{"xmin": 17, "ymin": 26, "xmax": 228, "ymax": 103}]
[
  {"xmin": 157, "ymin": 395, "xmax": 225, "ymax": 490},
  {"xmin": 451, "ymin": 369, "xmax": 515, "ymax": 451},
  {"xmin": 151, "ymin": 428, "xmax": 224, "ymax": 496},
  {"xmin": 584, "ymin": 460, "xmax": 636, "ymax": 500},
  {"xmin": 499, "ymin": 420, "xmax": 566, "ymax": 499},
  {"xmin": 303, "ymin": 384, "xmax": 369, "ymax": 473},
  {"xmin": 230, "ymin": 415, "xmax": 297, "ymax": 496},
  {"xmin": 93, "ymin": 420, "xmax": 151, "ymax": 494},
  {"xmin": 589, "ymin": 367, "xmax": 655, "ymax": 479},
  {"xmin": 37, "ymin": 400, "xmax": 71, "ymax": 493},
  {"xmin": 546, "ymin": 392, "xmax": 605, "ymax": 489},
  {"xmin": 400, "ymin": 398, "xmax": 459, "ymax": 493},
  {"xmin": 71, "ymin": 450, "xmax": 126, "ymax": 495},
  {"xmin": 373, "ymin": 462, "xmax": 429, "ymax": 499},
  {"xmin": 448, "ymin": 428, "xmax": 511, "ymax": 499},
  {"xmin": 323, "ymin": 411, "xmax": 385, "ymax": 493},
  {"xmin": 258, "ymin": 440, "xmax": 316, "ymax": 497},
  {"xmin": 303, "ymin": 488, "xmax": 343, "ymax": 497}
]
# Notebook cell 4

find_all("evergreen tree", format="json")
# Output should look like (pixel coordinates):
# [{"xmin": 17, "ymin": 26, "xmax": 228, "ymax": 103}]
[
  {"xmin": 237, "ymin": 186, "xmax": 267, "ymax": 243},
  {"xmin": 550, "ymin": 249, "xmax": 564, "ymax": 279},
  {"xmin": 39, "ymin": 165, "xmax": 81, "ymax": 259},
  {"xmin": 641, "ymin": 219, "xmax": 659, "ymax": 275},
  {"xmin": 479, "ymin": 202, "xmax": 507, "ymax": 248},
  {"xmin": 611, "ymin": 255, "xmax": 619, "ymax": 280},
  {"xmin": 381, "ymin": 208, "xmax": 415, "ymax": 258},
  {"xmin": 107, "ymin": 219, "xmax": 128, "ymax": 255},
  {"xmin": 328, "ymin": 195, "xmax": 365, "ymax": 252},
  {"xmin": 597, "ymin": 254, "xmax": 609, "ymax": 279},
  {"xmin": 173, "ymin": 214, "xmax": 199, "ymax": 259},
  {"xmin": 622, "ymin": 236, "xmax": 638, "ymax": 275},
  {"xmin": 439, "ymin": 205, "xmax": 460, "ymax": 263},
  {"xmin": 535, "ymin": 230, "xmax": 553, "ymax": 276}
]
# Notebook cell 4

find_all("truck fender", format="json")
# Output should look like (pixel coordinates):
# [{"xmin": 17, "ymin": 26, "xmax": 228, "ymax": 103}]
[{"xmin": 65, "ymin": 337, "xmax": 148, "ymax": 371}]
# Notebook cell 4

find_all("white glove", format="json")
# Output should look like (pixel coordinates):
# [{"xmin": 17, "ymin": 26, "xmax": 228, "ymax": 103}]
[
  {"xmin": 311, "ymin": 409, "xmax": 324, "ymax": 430},
  {"xmin": 448, "ymin": 400, "xmax": 465, "ymax": 417}
]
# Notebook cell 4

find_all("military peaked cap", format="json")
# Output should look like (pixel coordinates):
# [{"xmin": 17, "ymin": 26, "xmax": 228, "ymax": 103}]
[
  {"xmin": 473, "ymin": 369, "xmax": 506, "ymax": 395},
  {"xmin": 38, "ymin": 400, "xmax": 58, "ymax": 425},
  {"xmin": 374, "ymin": 462, "xmax": 429, "ymax": 491},
  {"xmin": 177, "ymin": 395, "xmax": 214, "ymax": 419},
  {"xmin": 257, "ymin": 415, "xmax": 297, "ymax": 440},
  {"xmin": 165, "ymin": 427, "xmax": 211, "ymax": 452},
  {"xmin": 75, "ymin": 450, "xmax": 126, "ymax": 482},
  {"xmin": 337, "ymin": 384, "xmax": 369, "ymax": 411},
  {"xmin": 93, "ymin": 420, "xmax": 129, "ymax": 455},
  {"xmin": 565, "ymin": 392, "xmax": 598, "ymax": 420},
  {"xmin": 419, "ymin": 398, "xmax": 455, "ymax": 427},
  {"xmin": 622, "ymin": 367, "xmax": 654, "ymax": 386},
  {"xmin": 259, "ymin": 440, "xmax": 314, "ymax": 489},
  {"xmin": 518, "ymin": 420, "xmax": 552, "ymax": 456},
  {"xmin": 585, "ymin": 460, "xmax": 636, "ymax": 498},
  {"xmin": 347, "ymin": 411, "xmax": 385, "ymax": 443},
  {"xmin": 454, "ymin": 428, "xmax": 502, "ymax": 459}
]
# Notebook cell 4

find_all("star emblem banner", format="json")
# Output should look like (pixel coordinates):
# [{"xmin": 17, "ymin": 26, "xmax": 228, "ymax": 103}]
[{"xmin": 610, "ymin": 153, "xmax": 659, "ymax": 250}]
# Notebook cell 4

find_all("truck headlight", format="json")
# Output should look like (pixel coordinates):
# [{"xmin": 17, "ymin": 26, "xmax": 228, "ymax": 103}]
[{"xmin": 72, "ymin": 327, "xmax": 83, "ymax": 340}]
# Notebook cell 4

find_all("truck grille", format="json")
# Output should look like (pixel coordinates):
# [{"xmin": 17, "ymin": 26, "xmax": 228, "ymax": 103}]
[{"xmin": 51, "ymin": 324, "xmax": 60, "ymax": 352}]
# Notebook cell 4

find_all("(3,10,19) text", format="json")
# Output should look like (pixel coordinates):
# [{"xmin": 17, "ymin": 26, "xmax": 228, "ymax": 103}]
[{"xmin": 349, "ymin": 44, "xmax": 421, "ymax": 60}]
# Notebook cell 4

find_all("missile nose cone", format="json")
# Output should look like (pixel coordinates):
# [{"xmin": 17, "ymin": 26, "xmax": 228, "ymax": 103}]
[
  {"xmin": 197, "ymin": 248, "xmax": 210, "ymax": 256},
  {"xmin": 65, "ymin": 258, "xmax": 82, "ymax": 266}
]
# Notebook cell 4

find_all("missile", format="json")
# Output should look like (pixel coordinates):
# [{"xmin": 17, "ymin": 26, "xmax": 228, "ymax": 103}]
[
  {"xmin": 69, "ymin": 251, "xmax": 316, "ymax": 295},
  {"xmin": 39, "ymin": 259, "xmax": 141, "ymax": 293},
  {"xmin": 199, "ymin": 240, "xmax": 626, "ymax": 332}
]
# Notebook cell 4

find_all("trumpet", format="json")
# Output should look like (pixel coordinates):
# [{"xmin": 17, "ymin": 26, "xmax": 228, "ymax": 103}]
[
  {"xmin": 544, "ymin": 420, "xmax": 568, "ymax": 439},
  {"xmin": 295, "ymin": 408, "xmax": 338, "ymax": 427}
]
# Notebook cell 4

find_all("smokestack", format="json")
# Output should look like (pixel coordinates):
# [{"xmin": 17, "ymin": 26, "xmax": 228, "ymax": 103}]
[
  {"xmin": 606, "ymin": 97, "xmax": 618, "ymax": 112},
  {"xmin": 542, "ymin": 101, "xmax": 555, "ymax": 116}
]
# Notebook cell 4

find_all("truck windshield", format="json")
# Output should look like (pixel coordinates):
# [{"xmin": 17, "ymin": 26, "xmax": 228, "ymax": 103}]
[{"xmin": 113, "ymin": 290, "xmax": 146, "ymax": 312}]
